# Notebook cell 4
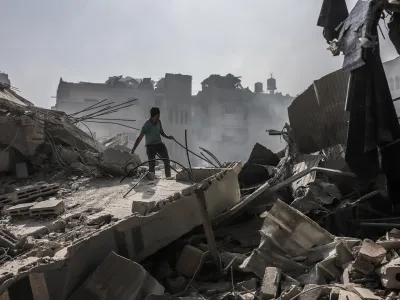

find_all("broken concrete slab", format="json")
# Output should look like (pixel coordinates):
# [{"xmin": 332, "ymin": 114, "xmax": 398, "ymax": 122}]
[
  {"xmin": 0, "ymin": 228, "xmax": 19, "ymax": 249},
  {"xmin": 176, "ymin": 167, "xmax": 224, "ymax": 182},
  {"xmin": 30, "ymin": 199, "xmax": 65, "ymax": 217},
  {"xmin": 176, "ymin": 245, "xmax": 206, "ymax": 277},
  {"xmin": 68, "ymin": 252, "xmax": 164, "ymax": 300},
  {"xmin": 261, "ymin": 267, "xmax": 281, "ymax": 300},
  {"xmin": 98, "ymin": 148, "xmax": 141, "ymax": 176}
]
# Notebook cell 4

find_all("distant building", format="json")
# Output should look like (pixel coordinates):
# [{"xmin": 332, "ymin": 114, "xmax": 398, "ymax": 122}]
[
  {"xmin": 192, "ymin": 74, "xmax": 293, "ymax": 163},
  {"xmin": 55, "ymin": 74, "xmax": 194, "ymax": 164}
]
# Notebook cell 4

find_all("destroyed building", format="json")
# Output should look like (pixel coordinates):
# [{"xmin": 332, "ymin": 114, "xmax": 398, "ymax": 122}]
[
  {"xmin": 54, "ymin": 74, "xmax": 195, "ymax": 165},
  {"xmin": 192, "ymin": 74, "xmax": 293, "ymax": 163}
]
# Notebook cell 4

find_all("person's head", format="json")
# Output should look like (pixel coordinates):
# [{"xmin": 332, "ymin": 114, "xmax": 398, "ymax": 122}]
[{"xmin": 150, "ymin": 107, "xmax": 160, "ymax": 121}]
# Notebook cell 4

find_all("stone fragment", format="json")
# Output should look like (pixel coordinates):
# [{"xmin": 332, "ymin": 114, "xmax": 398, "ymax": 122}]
[
  {"xmin": 46, "ymin": 219, "xmax": 66, "ymax": 232},
  {"xmin": 176, "ymin": 245, "xmax": 206, "ymax": 277},
  {"xmin": 261, "ymin": 267, "xmax": 281, "ymax": 300},
  {"xmin": 352, "ymin": 256, "xmax": 374, "ymax": 275},
  {"xmin": 353, "ymin": 287, "xmax": 383, "ymax": 300},
  {"xmin": 358, "ymin": 239, "xmax": 387, "ymax": 266},
  {"xmin": 280, "ymin": 285, "xmax": 302, "ymax": 300},
  {"xmin": 235, "ymin": 278, "xmax": 257, "ymax": 292},
  {"xmin": 30, "ymin": 199, "xmax": 65, "ymax": 216},
  {"xmin": 86, "ymin": 212, "xmax": 112, "ymax": 226},
  {"xmin": 240, "ymin": 292, "xmax": 256, "ymax": 300},
  {"xmin": 165, "ymin": 277, "xmax": 187, "ymax": 294},
  {"xmin": 330, "ymin": 287, "xmax": 341, "ymax": 300}
]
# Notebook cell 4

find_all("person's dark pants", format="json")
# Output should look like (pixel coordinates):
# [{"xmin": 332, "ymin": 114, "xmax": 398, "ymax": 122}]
[{"xmin": 146, "ymin": 142, "xmax": 171, "ymax": 177}]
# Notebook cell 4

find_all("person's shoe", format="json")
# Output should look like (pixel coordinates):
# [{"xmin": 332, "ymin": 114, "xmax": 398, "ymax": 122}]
[{"xmin": 146, "ymin": 172, "xmax": 158, "ymax": 180}]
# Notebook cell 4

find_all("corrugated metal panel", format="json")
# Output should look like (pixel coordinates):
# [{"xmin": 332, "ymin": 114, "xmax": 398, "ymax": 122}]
[
  {"xmin": 288, "ymin": 70, "xmax": 350, "ymax": 154},
  {"xmin": 291, "ymin": 154, "xmax": 321, "ymax": 191}
]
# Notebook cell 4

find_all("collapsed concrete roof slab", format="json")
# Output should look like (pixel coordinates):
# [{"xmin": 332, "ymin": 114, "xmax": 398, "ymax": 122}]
[{"xmin": 0, "ymin": 164, "xmax": 242, "ymax": 300}]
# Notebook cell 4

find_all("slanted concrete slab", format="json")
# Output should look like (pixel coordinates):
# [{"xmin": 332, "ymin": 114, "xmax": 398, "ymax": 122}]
[
  {"xmin": 30, "ymin": 199, "xmax": 65, "ymax": 216},
  {"xmin": 68, "ymin": 252, "xmax": 164, "ymax": 300}
]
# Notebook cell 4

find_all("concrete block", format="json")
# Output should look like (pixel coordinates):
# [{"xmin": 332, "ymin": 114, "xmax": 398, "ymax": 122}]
[
  {"xmin": 15, "ymin": 162, "xmax": 28, "ymax": 179},
  {"xmin": 378, "ymin": 257, "xmax": 400, "ymax": 289},
  {"xmin": 176, "ymin": 167, "xmax": 223, "ymax": 182},
  {"xmin": 236, "ymin": 278, "xmax": 257, "ymax": 292},
  {"xmin": 261, "ymin": 267, "xmax": 281, "ymax": 300},
  {"xmin": 30, "ymin": 199, "xmax": 65, "ymax": 216},
  {"xmin": 358, "ymin": 239, "xmax": 387, "ymax": 266},
  {"xmin": 1, "ymin": 183, "xmax": 60, "ymax": 207},
  {"xmin": 69, "ymin": 252, "xmax": 164, "ymax": 300},
  {"xmin": 7, "ymin": 203, "xmax": 35, "ymax": 217},
  {"xmin": 352, "ymin": 256, "xmax": 374, "ymax": 275},
  {"xmin": 176, "ymin": 245, "xmax": 205, "ymax": 277}
]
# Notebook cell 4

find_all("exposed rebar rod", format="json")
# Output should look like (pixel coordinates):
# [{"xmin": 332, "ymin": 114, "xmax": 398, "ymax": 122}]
[
  {"xmin": 69, "ymin": 99, "xmax": 110, "ymax": 116},
  {"xmin": 76, "ymin": 103, "xmax": 136, "ymax": 121},
  {"xmin": 82, "ymin": 121, "xmax": 140, "ymax": 131},
  {"xmin": 185, "ymin": 129, "xmax": 195, "ymax": 182},
  {"xmin": 199, "ymin": 147, "xmax": 222, "ymax": 167},
  {"xmin": 90, "ymin": 118, "xmax": 136, "ymax": 122},
  {"xmin": 173, "ymin": 139, "xmax": 218, "ymax": 167},
  {"xmin": 74, "ymin": 99, "xmax": 137, "ymax": 122},
  {"xmin": 200, "ymin": 152, "xmax": 216, "ymax": 167},
  {"xmin": 123, "ymin": 171, "xmax": 149, "ymax": 198}
]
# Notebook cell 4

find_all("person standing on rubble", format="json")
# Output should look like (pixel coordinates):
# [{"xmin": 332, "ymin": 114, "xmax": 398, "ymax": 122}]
[{"xmin": 131, "ymin": 107, "xmax": 173, "ymax": 178}]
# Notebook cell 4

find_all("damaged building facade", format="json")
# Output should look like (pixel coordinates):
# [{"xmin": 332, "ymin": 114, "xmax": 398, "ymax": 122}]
[
  {"xmin": 192, "ymin": 74, "xmax": 293, "ymax": 163},
  {"xmin": 54, "ymin": 74, "xmax": 195, "ymax": 164}
]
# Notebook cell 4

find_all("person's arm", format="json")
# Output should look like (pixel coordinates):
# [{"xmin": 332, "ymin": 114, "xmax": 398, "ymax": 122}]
[
  {"xmin": 131, "ymin": 132, "xmax": 144, "ymax": 153},
  {"xmin": 160, "ymin": 123, "xmax": 174, "ymax": 140}
]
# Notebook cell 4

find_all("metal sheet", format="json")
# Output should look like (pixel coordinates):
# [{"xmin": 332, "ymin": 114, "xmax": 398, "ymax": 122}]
[
  {"xmin": 288, "ymin": 69, "xmax": 350, "ymax": 154},
  {"xmin": 291, "ymin": 154, "xmax": 322, "ymax": 192}
]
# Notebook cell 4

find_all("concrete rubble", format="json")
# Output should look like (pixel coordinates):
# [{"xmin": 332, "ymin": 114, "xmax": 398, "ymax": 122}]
[{"xmin": 4, "ymin": 21, "xmax": 400, "ymax": 299}]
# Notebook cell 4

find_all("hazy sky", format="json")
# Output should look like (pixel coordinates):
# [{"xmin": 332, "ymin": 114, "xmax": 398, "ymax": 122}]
[{"xmin": 1, "ymin": 0, "xmax": 398, "ymax": 108}]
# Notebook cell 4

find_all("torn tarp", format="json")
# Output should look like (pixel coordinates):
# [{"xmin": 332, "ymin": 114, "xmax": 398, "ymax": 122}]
[{"xmin": 317, "ymin": 0, "xmax": 348, "ymax": 43}]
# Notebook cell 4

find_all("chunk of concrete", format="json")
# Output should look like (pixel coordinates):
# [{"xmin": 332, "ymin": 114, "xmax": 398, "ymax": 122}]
[
  {"xmin": 358, "ymin": 239, "xmax": 387, "ymax": 266},
  {"xmin": 261, "ymin": 267, "xmax": 281, "ymax": 300},
  {"xmin": 236, "ymin": 278, "xmax": 257, "ymax": 292},
  {"xmin": 378, "ymin": 257, "xmax": 400, "ymax": 289},
  {"xmin": 69, "ymin": 252, "xmax": 164, "ymax": 300},
  {"xmin": 86, "ymin": 212, "xmax": 112, "ymax": 226},
  {"xmin": 220, "ymin": 252, "xmax": 248, "ymax": 271},
  {"xmin": 339, "ymin": 291, "xmax": 362, "ymax": 300},
  {"xmin": 15, "ymin": 162, "xmax": 28, "ymax": 179},
  {"xmin": 30, "ymin": 199, "xmax": 65, "ymax": 216},
  {"xmin": 353, "ymin": 287, "xmax": 383, "ymax": 300},
  {"xmin": 176, "ymin": 245, "xmax": 206, "ymax": 277}
]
